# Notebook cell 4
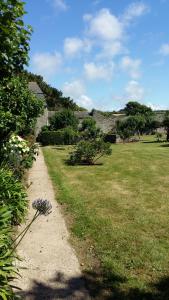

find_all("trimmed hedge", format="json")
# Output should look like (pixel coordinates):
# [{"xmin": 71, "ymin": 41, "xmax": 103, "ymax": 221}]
[{"xmin": 37, "ymin": 127, "xmax": 79, "ymax": 145}]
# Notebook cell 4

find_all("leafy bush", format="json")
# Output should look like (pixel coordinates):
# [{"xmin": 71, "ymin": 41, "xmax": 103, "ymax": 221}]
[
  {"xmin": 0, "ymin": 76, "xmax": 44, "ymax": 141},
  {"xmin": 116, "ymin": 119, "xmax": 134, "ymax": 142},
  {"xmin": 81, "ymin": 117, "xmax": 96, "ymax": 131},
  {"xmin": 38, "ymin": 127, "xmax": 79, "ymax": 146},
  {"xmin": 49, "ymin": 109, "xmax": 79, "ymax": 130},
  {"xmin": 0, "ymin": 207, "xmax": 16, "ymax": 300},
  {"xmin": 41, "ymin": 125, "xmax": 50, "ymax": 132},
  {"xmin": 69, "ymin": 139, "xmax": 112, "ymax": 165},
  {"xmin": 80, "ymin": 117, "xmax": 102, "ymax": 140},
  {"xmin": 0, "ymin": 168, "xmax": 27, "ymax": 224}
]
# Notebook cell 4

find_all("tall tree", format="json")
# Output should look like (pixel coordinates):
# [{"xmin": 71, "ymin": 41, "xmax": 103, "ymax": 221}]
[
  {"xmin": 124, "ymin": 101, "xmax": 153, "ymax": 116},
  {"xmin": 0, "ymin": 0, "xmax": 32, "ymax": 79}
]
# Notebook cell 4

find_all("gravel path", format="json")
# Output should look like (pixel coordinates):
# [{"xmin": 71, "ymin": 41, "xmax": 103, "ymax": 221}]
[{"xmin": 15, "ymin": 148, "xmax": 90, "ymax": 300}]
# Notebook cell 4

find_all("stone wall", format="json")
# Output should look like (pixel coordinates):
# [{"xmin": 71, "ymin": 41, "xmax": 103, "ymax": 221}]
[
  {"xmin": 34, "ymin": 108, "xmax": 48, "ymax": 137},
  {"xmin": 48, "ymin": 110, "xmax": 124, "ymax": 133},
  {"xmin": 29, "ymin": 81, "xmax": 167, "ymax": 138}
]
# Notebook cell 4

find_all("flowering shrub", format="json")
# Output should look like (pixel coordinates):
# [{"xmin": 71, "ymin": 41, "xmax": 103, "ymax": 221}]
[{"xmin": 3, "ymin": 134, "xmax": 39, "ymax": 177}]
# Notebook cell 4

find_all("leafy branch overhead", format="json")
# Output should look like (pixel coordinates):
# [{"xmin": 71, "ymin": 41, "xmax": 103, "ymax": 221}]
[{"xmin": 0, "ymin": 0, "xmax": 32, "ymax": 79}]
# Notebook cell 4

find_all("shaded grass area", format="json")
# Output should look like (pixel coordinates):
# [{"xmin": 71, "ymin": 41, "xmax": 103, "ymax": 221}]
[{"xmin": 43, "ymin": 137, "xmax": 169, "ymax": 299}]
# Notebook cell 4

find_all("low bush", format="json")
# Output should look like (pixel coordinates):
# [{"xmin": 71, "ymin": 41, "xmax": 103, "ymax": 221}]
[
  {"xmin": 0, "ymin": 168, "xmax": 27, "ymax": 225},
  {"xmin": 38, "ymin": 127, "xmax": 79, "ymax": 145},
  {"xmin": 0, "ymin": 207, "xmax": 16, "ymax": 300},
  {"xmin": 69, "ymin": 139, "xmax": 112, "ymax": 165}
]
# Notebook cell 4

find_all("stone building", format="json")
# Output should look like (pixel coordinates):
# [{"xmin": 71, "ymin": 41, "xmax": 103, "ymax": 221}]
[{"xmin": 28, "ymin": 82, "xmax": 48, "ymax": 137}]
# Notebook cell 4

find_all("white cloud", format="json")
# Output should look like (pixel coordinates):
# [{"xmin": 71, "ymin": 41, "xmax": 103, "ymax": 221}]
[
  {"xmin": 84, "ymin": 62, "xmax": 115, "ymax": 80},
  {"xmin": 125, "ymin": 80, "xmax": 144, "ymax": 100},
  {"xmin": 62, "ymin": 80, "xmax": 85, "ymax": 99},
  {"xmin": 84, "ymin": 8, "xmax": 123, "ymax": 41},
  {"xmin": 147, "ymin": 102, "xmax": 166, "ymax": 110},
  {"xmin": 52, "ymin": 0, "xmax": 68, "ymax": 11},
  {"xmin": 159, "ymin": 43, "xmax": 169, "ymax": 56},
  {"xmin": 62, "ymin": 80, "xmax": 93, "ymax": 109},
  {"xmin": 64, "ymin": 38, "xmax": 92, "ymax": 57},
  {"xmin": 120, "ymin": 56, "xmax": 141, "ymax": 79},
  {"xmin": 64, "ymin": 38, "xmax": 84, "ymax": 57},
  {"xmin": 123, "ymin": 2, "xmax": 149, "ymax": 24},
  {"xmin": 32, "ymin": 52, "xmax": 62, "ymax": 77},
  {"xmin": 77, "ymin": 95, "xmax": 93, "ymax": 109},
  {"xmin": 97, "ymin": 41, "xmax": 125, "ymax": 59}
]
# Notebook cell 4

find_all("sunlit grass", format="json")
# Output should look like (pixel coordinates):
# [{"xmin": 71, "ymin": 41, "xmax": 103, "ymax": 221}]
[{"xmin": 43, "ymin": 136, "xmax": 169, "ymax": 296}]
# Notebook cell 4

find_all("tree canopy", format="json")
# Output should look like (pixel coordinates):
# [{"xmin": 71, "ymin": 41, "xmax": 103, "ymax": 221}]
[
  {"xmin": 0, "ymin": 0, "xmax": 32, "ymax": 79},
  {"xmin": 124, "ymin": 101, "xmax": 153, "ymax": 116},
  {"xmin": 24, "ymin": 72, "xmax": 86, "ymax": 111}
]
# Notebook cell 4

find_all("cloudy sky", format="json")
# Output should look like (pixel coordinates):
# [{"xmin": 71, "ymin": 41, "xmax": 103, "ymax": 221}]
[{"xmin": 25, "ymin": 0, "xmax": 169, "ymax": 111}]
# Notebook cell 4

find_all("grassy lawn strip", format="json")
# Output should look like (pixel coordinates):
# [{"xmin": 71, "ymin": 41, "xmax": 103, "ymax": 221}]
[{"xmin": 43, "ymin": 139, "xmax": 169, "ymax": 299}]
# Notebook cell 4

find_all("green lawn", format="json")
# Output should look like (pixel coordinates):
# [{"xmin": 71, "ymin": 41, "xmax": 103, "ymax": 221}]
[{"xmin": 43, "ymin": 138, "xmax": 169, "ymax": 299}]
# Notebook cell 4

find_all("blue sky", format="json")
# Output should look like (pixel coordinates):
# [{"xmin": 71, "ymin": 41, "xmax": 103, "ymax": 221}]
[{"xmin": 25, "ymin": 0, "xmax": 169, "ymax": 111}]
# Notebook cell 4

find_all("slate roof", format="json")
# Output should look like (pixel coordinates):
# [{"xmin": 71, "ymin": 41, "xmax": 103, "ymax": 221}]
[{"xmin": 28, "ymin": 82, "xmax": 45, "ymax": 100}]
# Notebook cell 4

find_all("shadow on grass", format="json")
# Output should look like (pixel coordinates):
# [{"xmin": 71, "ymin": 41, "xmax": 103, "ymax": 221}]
[
  {"xmin": 16, "ymin": 270, "xmax": 169, "ymax": 300},
  {"xmin": 64, "ymin": 159, "xmax": 103, "ymax": 166},
  {"xmin": 160, "ymin": 143, "xmax": 169, "ymax": 147},
  {"xmin": 52, "ymin": 146, "xmax": 66, "ymax": 150},
  {"xmin": 142, "ymin": 140, "xmax": 165, "ymax": 144}
]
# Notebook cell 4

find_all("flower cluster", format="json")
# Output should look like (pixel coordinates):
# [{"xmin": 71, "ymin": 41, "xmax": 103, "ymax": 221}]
[
  {"xmin": 32, "ymin": 199, "xmax": 52, "ymax": 216},
  {"xmin": 3, "ymin": 134, "xmax": 30, "ymax": 157},
  {"xmin": 3, "ymin": 134, "xmax": 39, "ymax": 175}
]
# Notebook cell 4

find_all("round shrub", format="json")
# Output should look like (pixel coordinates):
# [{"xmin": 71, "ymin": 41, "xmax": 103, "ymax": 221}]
[{"xmin": 69, "ymin": 139, "xmax": 112, "ymax": 165}]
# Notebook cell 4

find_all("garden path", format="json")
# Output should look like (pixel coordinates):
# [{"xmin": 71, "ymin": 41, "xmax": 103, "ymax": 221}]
[{"xmin": 14, "ymin": 148, "xmax": 90, "ymax": 300}]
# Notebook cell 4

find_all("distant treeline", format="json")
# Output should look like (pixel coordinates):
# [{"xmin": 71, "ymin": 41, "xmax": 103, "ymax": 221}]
[{"xmin": 24, "ymin": 71, "xmax": 86, "ymax": 111}]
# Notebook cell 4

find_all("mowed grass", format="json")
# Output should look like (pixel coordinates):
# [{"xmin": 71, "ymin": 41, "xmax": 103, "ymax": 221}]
[{"xmin": 43, "ymin": 138, "xmax": 169, "ymax": 299}]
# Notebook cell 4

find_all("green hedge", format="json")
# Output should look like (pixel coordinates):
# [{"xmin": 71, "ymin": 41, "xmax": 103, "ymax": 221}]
[{"xmin": 37, "ymin": 127, "xmax": 79, "ymax": 145}]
